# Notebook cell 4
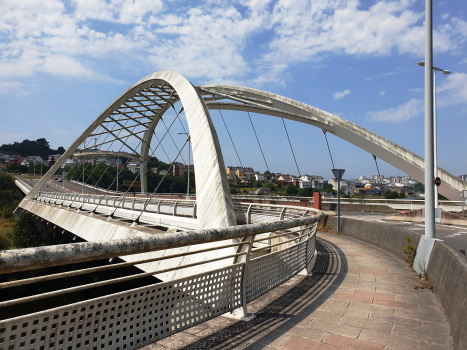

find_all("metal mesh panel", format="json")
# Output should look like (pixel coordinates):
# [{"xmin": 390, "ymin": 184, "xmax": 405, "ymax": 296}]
[
  {"xmin": 246, "ymin": 241, "xmax": 307, "ymax": 303},
  {"xmin": 0, "ymin": 265, "xmax": 243, "ymax": 350},
  {"xmin": 307, "ymin": 234, "xmax": 316, "ymax": 264}
]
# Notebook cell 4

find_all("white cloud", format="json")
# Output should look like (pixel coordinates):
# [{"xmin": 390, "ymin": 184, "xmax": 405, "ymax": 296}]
[
  {"xmin": 441, "ymin": 13, "xmax": 449, "ymax": 20},
  {"xmin": 366, "ymin": 68, "xmax": 407, "ymax": 81},
  {"xmin": 0, "ymin": 81, "xmax": 28, "ymax": 95},
  {"xmin": 333, "ymin": 89, "xmax": 350, "ymax": 100},
  {"xmin": 410, "ymin": 87, "xmax": 423, "ymax": 93},
  {"xmin": 437, "ymin": 73, "xmax": 467, "ymax": 106},
  {"xmin": 379, "ymin": 91, "xmax": 386, "ymax": 96},
  {"xmin": 368, "ymin": 98, "xmax": 423, "ymax": 122},
  {"xmin": 0, "ymin": 0, "xmax": 466, "ymax": 90}
]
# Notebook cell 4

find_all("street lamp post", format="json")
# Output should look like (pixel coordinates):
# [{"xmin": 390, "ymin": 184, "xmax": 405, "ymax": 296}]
[
  {"xmin": 418, "ymin": 61, "xmax": 451, "ymax": 209},
  {"xmin": 178, "ymin": 132, "xmax": 191, "ymax": 200}
]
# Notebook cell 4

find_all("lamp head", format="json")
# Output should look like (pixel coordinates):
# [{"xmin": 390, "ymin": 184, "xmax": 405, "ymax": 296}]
[
  {"xmin": 418, "ymin": 61, "xmax": 425, "ymax": 66},
  {"xmin": 443, "ymin": 70, "xmax": 451, "ymax": 75}
]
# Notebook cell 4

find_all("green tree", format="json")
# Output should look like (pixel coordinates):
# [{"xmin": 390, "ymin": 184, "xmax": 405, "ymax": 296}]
[
  {"xmin": 399, "ymin": 191, "xmax": 406, "ymax": 199},
  {"xmin": 12, "ymin": 212, "xmax": 44, "ymax": 248},
  {"xmin": 286, "ymin": 184, "xmax": 299, "ymax": 195}
]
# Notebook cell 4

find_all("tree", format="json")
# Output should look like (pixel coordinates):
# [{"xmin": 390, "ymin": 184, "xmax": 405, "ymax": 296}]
[
  {"xmin": 384, "ymin": 190, "xmax": 399, "ymax": 199},
  {"xmin": 399, "ymin": 192, "xmax": 406, "ymax": 199},
  {"xmin": 286, "ymin": 184, "xmax": 299, "ymax": 195},
  {"xmin": 12, "ymin": 211, "xmax": 44, "ymax": 248}
]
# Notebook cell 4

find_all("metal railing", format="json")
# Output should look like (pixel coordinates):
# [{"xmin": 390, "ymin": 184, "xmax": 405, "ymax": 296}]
[
  {"xmin": 33, "ymin": 192, "xmax": 317, "ymax": 226},
  {"xmin": 0, "ymin": 207, "xmax": 322, "ymax": 350}
]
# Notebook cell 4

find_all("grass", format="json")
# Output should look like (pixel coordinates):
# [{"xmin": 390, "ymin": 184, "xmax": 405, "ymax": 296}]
[{"xmin": 0, "ymin": 217, "xmax": 15, "ymax": 250}]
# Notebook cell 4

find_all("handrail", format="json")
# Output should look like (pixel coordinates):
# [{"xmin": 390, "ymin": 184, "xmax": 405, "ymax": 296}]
[{"xmin": 0, "ymin": 208, "xmax": 323, "ymax": 274}]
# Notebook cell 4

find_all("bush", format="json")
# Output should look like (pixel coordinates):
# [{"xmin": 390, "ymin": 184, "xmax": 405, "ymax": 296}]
[
  {"xmin": 12, "ymin": 212, "xmax": 44, "ymax": 248},
  {"xmin": 286, "ymin": 184, "xmax": 299, "ymax": 195}
]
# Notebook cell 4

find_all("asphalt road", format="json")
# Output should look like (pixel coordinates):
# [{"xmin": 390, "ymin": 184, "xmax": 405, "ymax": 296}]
[
  {"xmin": 340, "ymin": 211, "xmax": 467, "ymax": 255},
  {"xmin": 26, "ymin": 178, "xmax": 109, "ymax": 194}
]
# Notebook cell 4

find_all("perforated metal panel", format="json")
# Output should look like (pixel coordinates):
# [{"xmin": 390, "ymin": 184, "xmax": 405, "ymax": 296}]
[
  {"xmin": 246, "ymin": 241, "xmax": 307, "ymax": 303},
  {"xmin": 0, "ymin": 265, "xmax": 243, "ymax": 350}
]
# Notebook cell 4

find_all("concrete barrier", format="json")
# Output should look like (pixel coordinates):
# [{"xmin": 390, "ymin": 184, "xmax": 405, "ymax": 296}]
[
  {"xmin": 321, "ymin": 215, "xmax": 467, "ymax": 349},
  {"xmin": 323, "ymin": 215, "xmax": 421, "ymax": 260},
  {"xmin": 427, "ymin": 242, "xmax": 467, "ymax": 349}
]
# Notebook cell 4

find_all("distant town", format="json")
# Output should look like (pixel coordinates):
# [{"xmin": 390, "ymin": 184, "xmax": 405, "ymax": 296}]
[{"xmin": 1, "ymin": 139, "xmax": 466, "ymax": 199}]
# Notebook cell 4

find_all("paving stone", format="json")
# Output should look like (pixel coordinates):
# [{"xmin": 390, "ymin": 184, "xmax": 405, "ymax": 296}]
[
  {"xmin": 343, "ymin": 308, "xmax": 370, "ymax": 318},
  {"xmin": 282, "ymin": 336, "xmax": 338, "ymax": 350},
  {"xmin": 308, "ymin": 309, "xmax": 345, "ymax": 323},
  {"xmin": 323, "ymin": 333, "xmax": 384, "ymax": 350},
  {"xmin": 354, "ymin": 289, "xmax": 394, "ymax": 301},
  {"xmin": 394, "ymin": 305, "xmax": 446, "ymax": 323},
  {"xmin": 285, "ymin": 325, "xmax": 328, "ymax": 342},
  {"xmin": 372, "ymin": 299, "xmax": 417, "ymax": 311},
  {"xmin": 139, "ymin": 233, "xmax": 452, "ymax": 350},
  {"xmin": 306, "ymin": 319, "xmax": 362, "ymax": 338},
  {"xmin": 358, "ymin": 329, "xmax": 420, "ymax": 350},
  {"xmin": 246, "ymin": 330, "xmax": 293, "ymax": 348},
  {"xmin": 339, "ymin": 315, "xmax": 393, "ymax": 333},
  {"xmin": 391, "ymin": 324, "xmax": 452, "ymax": 346},
  {"xmin": 332, "ymin": 291, "xmax": 374, "ymax": 304},
  {"xmin": 349, "ymin": 301, "xmax": 394, "ymax": 312}
]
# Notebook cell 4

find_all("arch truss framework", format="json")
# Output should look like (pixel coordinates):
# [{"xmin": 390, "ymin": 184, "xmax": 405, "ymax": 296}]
[{"xmin": 26, "ymin": 71, "xmax": 467, "ymax": 231}]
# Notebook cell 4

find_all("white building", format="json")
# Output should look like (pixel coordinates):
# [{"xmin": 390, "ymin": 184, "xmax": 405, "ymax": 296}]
[
  {"xmin": 128, "ymin": 161, "xmax": 141, "ymax": 174},
  {"xmin": 299, "ymin": 180, "xmax": 312, "ymax": 189},
  {"xmin": 312, "ymin": 178, "xmax": 324, "ymax": 190},
  {"xmin": 255, "ymin": 174, "xmax": 265, "ymax": 181}
]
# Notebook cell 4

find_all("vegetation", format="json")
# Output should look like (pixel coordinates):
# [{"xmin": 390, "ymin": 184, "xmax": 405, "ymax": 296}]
[
  {"xmin": 0, "ymin": 138, "xmax": 64, "ymax": 160},
  {"xmin": 403, "ymin": 236, "xmax": 415, "ymax": 266},
  {"xmin": 0, "ymin": 173, "xmax": 24, "ymax": 249},
  {"xmin": 0, "ymin": 173, "xmax": 87, "ymax": 250},
  {"xmin": 65, "ymin": 162, "xmax": 195, "ymax": 194},
  {"xmin": 384, "ymin": 189, "xmax": 405, "ymax": 199}
]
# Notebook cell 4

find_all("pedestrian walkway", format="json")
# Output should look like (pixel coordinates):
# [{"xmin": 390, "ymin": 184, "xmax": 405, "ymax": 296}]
[{"xmin": 142, "ymin": 232, "xmax": 453, "ymax": 350}]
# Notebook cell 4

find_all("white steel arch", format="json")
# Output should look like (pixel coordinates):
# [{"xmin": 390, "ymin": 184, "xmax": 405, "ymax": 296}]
[
  {"xmin": 200, "ymin": 85, "xmax": 467, "ymax": 202},
  {"xmin": 26, "ymin": 71, "xmax": 236, "ymax": 230}
]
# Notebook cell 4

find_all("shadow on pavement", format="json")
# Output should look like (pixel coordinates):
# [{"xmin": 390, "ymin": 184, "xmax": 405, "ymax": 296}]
[{"xmin": 177, "ymin": 235, "xmax": 348, "ymax": 349}]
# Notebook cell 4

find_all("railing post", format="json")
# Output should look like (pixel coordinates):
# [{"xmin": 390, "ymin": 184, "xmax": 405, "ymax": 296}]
[
  {"xmin": 173, "ymin": 201, "xmax": 178, "ymax": 216},
  {"xmin": 229, "ymin": 234, "xmax": 256, "ymax": 321},
  {"xmin": 246, "ymin": 204, "xmax": 252, "ymax": 224}
]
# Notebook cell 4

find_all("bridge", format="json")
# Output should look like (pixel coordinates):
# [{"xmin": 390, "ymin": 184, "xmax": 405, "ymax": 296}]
[{"xmin": 2, "ymin": 70, "xmax": 466, "ymax": 349}]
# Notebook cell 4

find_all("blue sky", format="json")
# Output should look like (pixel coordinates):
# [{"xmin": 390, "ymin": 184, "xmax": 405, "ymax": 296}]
[{"xmin": 1, "ymin": 0, "xmax": 466, "ymax": 180}]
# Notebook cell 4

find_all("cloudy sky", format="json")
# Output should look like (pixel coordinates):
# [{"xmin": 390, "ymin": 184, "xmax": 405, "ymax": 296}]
[{"xmin": 1, "ymin": 0, "xmax": 466, "ymax": 179}]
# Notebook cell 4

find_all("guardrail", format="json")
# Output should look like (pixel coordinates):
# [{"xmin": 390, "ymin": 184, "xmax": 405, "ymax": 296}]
[
  {"xmin": 33, "ymin": 191, "xmax": 314, "ymax": 227},
  {"xmin": 0, "ymin": 207, "xmax": 322, "ymax": 350}
]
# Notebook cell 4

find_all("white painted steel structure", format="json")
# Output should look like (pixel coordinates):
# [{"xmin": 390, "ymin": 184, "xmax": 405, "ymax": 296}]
[
  {"xmin": 200, "ymin": 84, "xmax": 467, "ymax": 202},
  {"xmin": 0, "ymin": 203, "xmax": 320, "ymax": 350},
  {"xmin": 25, "ymin": 70, "xmax": 466, "ymax": 237}
]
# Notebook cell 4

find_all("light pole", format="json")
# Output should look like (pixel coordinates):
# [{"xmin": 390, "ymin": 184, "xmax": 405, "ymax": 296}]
[
  {"xmin": 418, "ymin": 61, "xmax": 451, "ymax": 209},
  {"xmin": 178, "ymin": 132, "xmax": 191, "ymax": 200}
]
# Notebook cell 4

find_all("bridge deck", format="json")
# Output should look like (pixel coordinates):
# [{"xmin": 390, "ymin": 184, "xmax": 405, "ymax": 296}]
[{"xmin": 142, "ymin": 232, "xmax": 452, "ymax": 350}]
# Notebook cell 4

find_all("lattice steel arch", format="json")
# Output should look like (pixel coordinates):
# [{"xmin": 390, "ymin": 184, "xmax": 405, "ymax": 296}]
[
  {"xmin": 199, "ymin": 85, "xmax": 467, "ymax": 202},
  {"xmin": 26, "ymin": 71, "xmax": 236, "ymax": 230}
]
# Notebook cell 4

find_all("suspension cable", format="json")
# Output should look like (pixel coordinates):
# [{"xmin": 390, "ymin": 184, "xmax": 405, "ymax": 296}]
[
  {"xmin": 322, "ymin": 129, "xmax": 335, "ymax": 169},
  {"xmin": 158, "ymin": 116, "xmax": 187, "ymax": 164},
  {"xmin": 110, "ymin": 107, "xmax": 185, "ymax": 209},
  {"xmin": 219, "ymin": 110, "xmax": 243, "ymax": 168},
  {"xmin": 373, "ymin": 155, "xmax": 385, "ymax": 192},
  {"xmin": 282, "ymin": 118, "xmax": 300, "ymax": 176},
  {"xmin": 133, "ymin": 137, "xmax": 190, "ymax": 223},
  {"xmin": 247, "ymin": 112, "xmax": 269, "ymax": 173},
  {"xmin": 99, "ymin": 105, "xmax": 182, "ymax": 197}
]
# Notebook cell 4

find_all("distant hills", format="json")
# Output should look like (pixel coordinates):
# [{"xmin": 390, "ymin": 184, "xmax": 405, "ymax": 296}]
[{"xmin": 0, "ymin": 138, "xmax": 65, "ymax": 160}]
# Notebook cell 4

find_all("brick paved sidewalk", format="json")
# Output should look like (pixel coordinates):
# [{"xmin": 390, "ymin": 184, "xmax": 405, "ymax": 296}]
[{"xmin": 142, "ymin": 232, "xmax": 453, "ymax": 350}]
